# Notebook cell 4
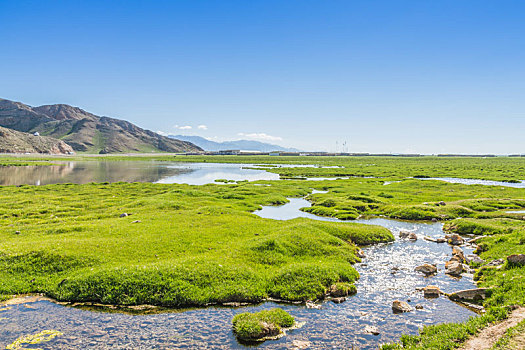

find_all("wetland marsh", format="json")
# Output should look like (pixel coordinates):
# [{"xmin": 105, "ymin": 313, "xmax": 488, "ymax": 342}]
[{"xmin": 1, "ymin": 156, "xmax": 524, "ymax": 349}]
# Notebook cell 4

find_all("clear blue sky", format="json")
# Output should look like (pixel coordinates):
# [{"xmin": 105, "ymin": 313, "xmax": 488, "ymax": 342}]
[{"xmin": 1, "ymin": 0, "xmax": 524, "ymax": 153}]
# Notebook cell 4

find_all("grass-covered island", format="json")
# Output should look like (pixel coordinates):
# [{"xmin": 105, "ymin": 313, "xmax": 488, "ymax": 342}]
[{"xmin": 232, "ymin": 308, "xmax": 295, "ymax": 341}]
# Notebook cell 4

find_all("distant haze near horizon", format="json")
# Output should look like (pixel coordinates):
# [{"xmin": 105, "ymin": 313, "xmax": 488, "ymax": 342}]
[{"xmin": 1, "ymin": 1, "xmax": 524, "ymax": 154}]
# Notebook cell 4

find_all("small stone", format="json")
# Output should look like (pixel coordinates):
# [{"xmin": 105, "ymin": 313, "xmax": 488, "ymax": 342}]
[
  {"xmin": 445, "ymin": 261, "xmax": 463, "ymax": 275},
  {"xmin": 438, "ymin": 201, "xmax": 446, "ymax": 206},
  {"xmin": 507, "ymin": 254, "xmax": 525, "ymax": 266},
  {"xmin": 356, "ymin": 249, "xmax": 366, "ymax": 258},
  {"xmin": 15, "ymin": 231, "xmax": 21, "ymax": 235},
  {"xmin": 423, "ymin": 285, "xmax": 441, "ymax": 298},
  {"xmin": 436, "ymin": 238, "xmax": 446, "ymax": 243},
  {"xmin": 486, "ymin": 258, "xmax": 505, "ymax": 267},
  {"xmin": 448, "ymin": 288, "xmax": 488, "ymax": 302},
  {"xmin": 415, "ymin": 304, "xmax": 424, "ymax": 310},
  {"xmin": 119, "ymin": 213, "xmax": 128, "ymax": 218},
  {"xmin": 408, "ymin": 233, "xmax": 418, "ymax": 241},
  {"xmin": 465, "ymin": 254, "xmax": 484, "ymax": 265},
  {"xmin": 392, "ymin": 300, "xmax": 412, "ymax": 313},
  {"xmin": 399, "ymin": 231, "xmax": 410, "ymax": 238},
  {"xmin": 447, "ymin": 234, "xmax": 464, "ymax": 246},
  {"xmin": 131, "ymin": 220, "xmax": 141, "ymax": 223},
  {"xmin": 415, "ymin": 264, "xmax": 438, "ymax": 275},
  {"xmin": 446, "ymin": 256, "xmax": 463, "ymax": 267},
  {"xmin": 364, "ymin": 325, "xmax": 380, "ymax": 335},
  {"xmin": 332, "ymin": 297, "xmax": 346, "ymax": 304},
  {"xmin": 452, "ymin": 247, "xmax": 465, "ymax": 262},
  {"xmin": 468, "ymin": 236, "xmax": 484, "ymax": 244},
  {"xmin": 305, "ymin": 301, "xmax": 322, "ymax": 309}
]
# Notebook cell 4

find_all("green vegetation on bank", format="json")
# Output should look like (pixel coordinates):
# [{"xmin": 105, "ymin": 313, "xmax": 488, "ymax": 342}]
[
  {"xmin": 0, "ymin": 181, "xmax": 392, "ymax": 306},
  {"xmin": 301, "ymin": 178, "xmax": 525, "ymax": 221},
  {"xmin": 232, "ymin": 308, "xmax": 295, "ymax": 341},
  {"xmin": 0, "ymin": 158, "xmax": 56, "ymax": 167}
]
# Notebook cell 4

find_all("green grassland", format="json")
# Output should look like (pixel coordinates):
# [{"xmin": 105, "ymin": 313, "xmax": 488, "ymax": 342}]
[
  {"xmin": 0, "ymin": 180, "xmax": 392, "ymax": 306},
  {"xmin": 1, "ymin": 155, "xmax": 525, "ymax": 349},
  {"xmin": 303, "ymin": 178, "xmax": 525, "ymax": 221}
]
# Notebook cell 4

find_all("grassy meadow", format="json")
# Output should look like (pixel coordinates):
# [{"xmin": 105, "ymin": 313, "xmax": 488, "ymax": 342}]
[{"xmin": 0, "ymin": 180, "xmax": 392, "ymax": 306}]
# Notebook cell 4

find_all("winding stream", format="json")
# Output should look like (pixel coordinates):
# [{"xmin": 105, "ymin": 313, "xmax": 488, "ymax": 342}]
[{"xmin": 1, "ymin": 195, "xmax": 479, "ymax": 350}]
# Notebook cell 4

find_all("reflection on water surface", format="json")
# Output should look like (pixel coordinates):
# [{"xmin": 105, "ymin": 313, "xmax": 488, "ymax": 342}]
[{"xmin": 0, "ymin": 162, "xmax": 279, "ymax": 186}]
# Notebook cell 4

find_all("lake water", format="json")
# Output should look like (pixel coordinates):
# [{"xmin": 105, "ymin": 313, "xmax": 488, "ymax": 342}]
[
  {"xmin": 0, "ymin": 162, "xmax": 279, "ymax": 186},
  {"xmin": 1, "ymin": 196, "xmax": 478, "ymax": 350}
]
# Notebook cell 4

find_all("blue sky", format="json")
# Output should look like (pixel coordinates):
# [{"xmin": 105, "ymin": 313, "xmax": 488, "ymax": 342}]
[{"xmin": 1, "ymin": 0, "xmax": 524, "ymax": 153}]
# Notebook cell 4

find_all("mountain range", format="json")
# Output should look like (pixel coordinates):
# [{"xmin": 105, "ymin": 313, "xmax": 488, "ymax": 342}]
[
  {"xmin": 170, "ymin": 135, "xmax": 300, "ymax": 152},
  {"xmin": 0, "ymin": 98, "xmax": 202, "ymax": 154}
]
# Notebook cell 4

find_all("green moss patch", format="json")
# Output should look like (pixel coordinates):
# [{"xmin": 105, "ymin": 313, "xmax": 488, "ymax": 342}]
[{"xmin": 232, "ymin": 308, "xmax": 295, "ymax": 341}]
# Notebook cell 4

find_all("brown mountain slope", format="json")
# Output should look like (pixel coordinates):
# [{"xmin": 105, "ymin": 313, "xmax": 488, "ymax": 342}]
[
  {"xmin": 0, "ymin": 126, "xmax": 74, "ymax": 154},
  {"xmin": 0, "ymin": 98, "xmax": 202, "ymax": 154}
]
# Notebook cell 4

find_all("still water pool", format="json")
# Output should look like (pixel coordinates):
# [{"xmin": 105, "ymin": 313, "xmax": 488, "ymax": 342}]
[{"xmin": 0, "ymin": 162, "xmax": 279, "ymax": 186}]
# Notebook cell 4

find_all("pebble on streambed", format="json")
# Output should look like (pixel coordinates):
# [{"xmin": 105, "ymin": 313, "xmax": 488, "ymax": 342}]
[
  {"xmin": 398, "ymin": 231, "xmax": 417, "ymax": 240},
  {"xmin": 422, "ymin": 286, "xmax": 441, "ymax": 298},
  {"xmin": 392, "ymin": 300, "xmax": 413, "ymax": 313},
  {"xmin": 415, "ymin": 264, "xmax": 438, "ymax": 276},
  {"xmin": 363, "ymin": 325, "xmax": 380, "ymax": 335}
]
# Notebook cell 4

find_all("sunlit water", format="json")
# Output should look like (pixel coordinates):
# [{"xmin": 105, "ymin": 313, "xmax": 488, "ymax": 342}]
[
  {"xmin": 0, "ymin": 162, "xmax": 279, "ymax": 186},
  {"xmin": 421, "ymin": 177, "xmax": 525, "ymax": 188},
  {"xmin": 1, "ymin": 196, "xmax": 479, "ymax": 350}
]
